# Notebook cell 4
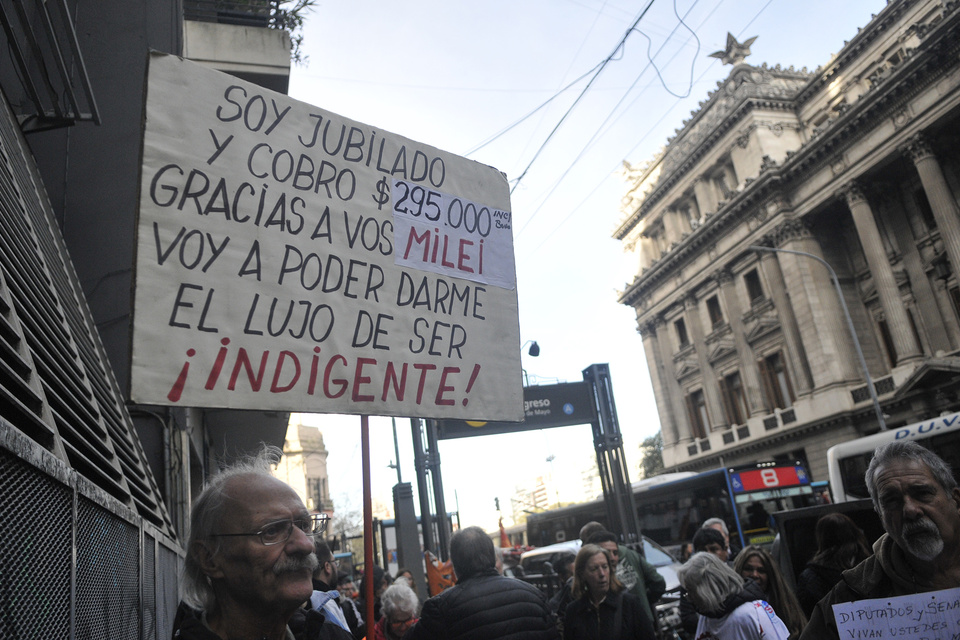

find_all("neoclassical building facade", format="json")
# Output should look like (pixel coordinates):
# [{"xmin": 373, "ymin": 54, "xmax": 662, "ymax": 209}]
[{"xmin": 615, "ymin": 0, "xmax": 960, "ymax": 479}]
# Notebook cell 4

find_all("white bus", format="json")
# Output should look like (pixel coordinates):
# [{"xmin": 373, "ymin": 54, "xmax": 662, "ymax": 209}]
[{"xmin": 827, "ymin": 410, "xmax": 960, "ymax": 502}]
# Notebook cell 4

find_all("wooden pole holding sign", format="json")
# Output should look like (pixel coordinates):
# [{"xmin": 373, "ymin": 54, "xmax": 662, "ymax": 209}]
[{"xmin": 362, "ymin": 414, "xmax": 375, "ymax": 631}]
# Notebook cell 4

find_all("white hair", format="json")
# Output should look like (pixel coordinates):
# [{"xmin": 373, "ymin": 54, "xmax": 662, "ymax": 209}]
[
  {"xmin": 381, "ymin": 583, "xmax": 420, "ymax": 619},
  {"xmin": 702, "ymin": 517, "xmax": 729, "ymax": 536},
  {"xmin": 180, "ymin": 445, "xmax": 282, "ymax": 611},
  {"xmin": 677, "ymin": 552, "xmax": 744, "ymax": 615}
]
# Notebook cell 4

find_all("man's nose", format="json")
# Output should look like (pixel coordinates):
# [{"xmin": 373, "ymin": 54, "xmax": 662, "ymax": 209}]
[
  {"xmin": 902, "ymin": 496, "xmax": 925, "ymax": 519},
  {"xmin": 287, "ymin": 525, "xmax": 317, "ymax": 553}
]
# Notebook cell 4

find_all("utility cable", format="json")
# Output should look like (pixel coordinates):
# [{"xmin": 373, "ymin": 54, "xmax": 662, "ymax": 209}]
[
  {"xmin": 466, "ymin": 0, "xmax": 616, "ymax": 157},
  {"xmin": 631, "ymin": 0, "xmax": 702, "ymax": 99},
  {"xmin": 463, "ymin": 61, "xmax": 609, "ymax": 157},
  {"xmin": 517, "ymin": 0, "xmax": 707, "ymax": 237},
  {"xmin": 520, "ymin": 0, "xmax": 774, "ymax": 259},
  {"xmin": 509, "ymin": 0, "xmax": 658, "ymax": 195}
]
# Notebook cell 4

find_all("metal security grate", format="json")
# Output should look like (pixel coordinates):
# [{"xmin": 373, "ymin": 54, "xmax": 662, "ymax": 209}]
[
  {"xmin": 144, "ymin": 533, "xmax": 157, "ymax": 640},
  {"xmin": 157, "ymin": 541, "xmax": 183, "ymax": 640},
  {"xmin": 0, "ymin": 66, "xmax": 172, "ymax": 533},
  {"xmin": 76, "ymin": 496, "xmax": 141, "ymax": 640},
  {"xmin": 1, "ymin": 425, "xmax": 182, "ymax": 639},
  {"xmin": 0, "ymin": 60, "xmax": 182, "ymax": 639},
  {"xmin": 0, "ymin": 447, "xmax": 71, "ymax": 639}
]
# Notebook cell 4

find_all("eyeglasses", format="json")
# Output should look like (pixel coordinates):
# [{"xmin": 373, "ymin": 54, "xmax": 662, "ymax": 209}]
[{"xmin": 210, "ymin": 513, "xmax": 329, "ymax": 546}]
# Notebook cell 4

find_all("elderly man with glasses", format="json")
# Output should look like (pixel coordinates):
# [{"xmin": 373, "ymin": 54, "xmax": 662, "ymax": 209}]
[{"xmin": 173, "ymin": 446, "xmax": 352, "ymax": 640}]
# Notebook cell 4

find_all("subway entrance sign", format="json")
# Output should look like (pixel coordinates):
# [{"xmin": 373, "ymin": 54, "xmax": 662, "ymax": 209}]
[{"xmin": 437, "ymin": 382, "xmax": 596, "ymax": 439}]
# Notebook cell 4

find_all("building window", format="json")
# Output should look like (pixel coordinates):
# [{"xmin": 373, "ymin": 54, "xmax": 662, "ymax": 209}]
[
  {"xmin": 686, "ymin": 389, "xmax": 709, "ymax": 439},
  {"xmin": 675, "ymin": 318, "xmax": 689, "ymax": 348},
  {"xmin": 706, "ymin": 295, "xmax": 724, "ymax": 329},
  {"xmin": 719, "ymin": 371, "xmax": 749, "ymax": 426},
  {"xmin": 759, "ymin": 351, "xmax": 794, "ymax": 410},
  {"xmin": 744, "ymin": 269, "xmax": 764, "ymax": 305}
]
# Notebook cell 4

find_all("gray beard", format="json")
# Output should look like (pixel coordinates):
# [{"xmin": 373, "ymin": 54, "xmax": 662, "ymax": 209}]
[{"xmin": 900, "ymin": 519, "xmax": 944, "ymax": 561}]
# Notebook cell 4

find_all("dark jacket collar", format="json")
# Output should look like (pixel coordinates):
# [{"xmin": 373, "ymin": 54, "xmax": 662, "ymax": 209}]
[{"xmin": 458, "ymin": 567, "xmax": 500, "ymax": 582}]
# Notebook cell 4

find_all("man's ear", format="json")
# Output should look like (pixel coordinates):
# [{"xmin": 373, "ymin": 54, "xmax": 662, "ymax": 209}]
[{"xmin": 192, "ymin": 540, "xmax": 226, "ymax": 580}]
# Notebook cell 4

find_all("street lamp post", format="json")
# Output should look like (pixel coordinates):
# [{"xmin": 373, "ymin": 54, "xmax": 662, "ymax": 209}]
[
  {"xmin": 546, "ymin": 454, "xmax": 560, "ymax": 508},
  {"xmin": 749, "ymin": 245, "xmax": 886, "ymax": 430}
]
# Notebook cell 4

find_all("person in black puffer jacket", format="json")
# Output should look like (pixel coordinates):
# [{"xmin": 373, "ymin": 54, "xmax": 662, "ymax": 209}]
[{"xmin": 404, "ymin": 526, "xmax": 559, "ymax": 640}]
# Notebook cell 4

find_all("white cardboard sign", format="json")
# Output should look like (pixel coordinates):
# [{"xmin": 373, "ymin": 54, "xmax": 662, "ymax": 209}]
[
  {"xmin": 130, "ymin": 52, "xmax": 522, "ymax": 420},
  {"xmin": 832, "ymin": 588, "xmax": 960, "ymax": 639}
]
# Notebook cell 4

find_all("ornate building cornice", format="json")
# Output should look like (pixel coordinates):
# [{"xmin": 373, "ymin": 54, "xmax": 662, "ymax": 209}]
[
  {"xmin": 619, "ymin": 168, "xmax": 783, "ymax": 308},
  {"xmin": 793, "ymin": 0, "xmax": 921, "ymax": 106},
  {"xmin": 613, "ymin": 66, "xmax": 811, "ymax": 240},
  {"xmin": 836, "ymin": 181, "xmax": 867, "ymax": 207},
  {"xmin": 619, "ymin": 1, "xmax": 960, "ymax": 313},
  {"xmin": 774, "ymin": 218, "xmax": 813, "ymax": 247},
  {"xmin": 778, "ymin": 4, "xmax": 960, "ymax": 182},
  {"xmin": 900, "ymin": 132, "xmax": 935, "ymax": 164}
]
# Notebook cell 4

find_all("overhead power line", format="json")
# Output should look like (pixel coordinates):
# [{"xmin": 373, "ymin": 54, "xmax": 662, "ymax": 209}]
[
  {"xmin": 508, "ymin": 0, "xmax": 658, "ymax": 195},
  {"xmin": 520, "ymin": 0, "xmax": 776, "ymax": 261}
]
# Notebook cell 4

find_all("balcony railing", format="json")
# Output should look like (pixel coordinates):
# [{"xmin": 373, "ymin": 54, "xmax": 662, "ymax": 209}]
[
  {"xmin": 0, "ymin": 0, "xmax": 100, "ymax": 132},
  {"xmin": 183, "ymin": 0, "xmax": 282, "ymax": 28}
]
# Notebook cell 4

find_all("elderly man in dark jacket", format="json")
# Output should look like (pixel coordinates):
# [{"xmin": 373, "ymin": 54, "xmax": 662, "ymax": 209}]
[
  {"xmin": 800, "ymin": 441, "xmax": 960, "ymax": 640},
  {"xmin": 405, "ymin": 526, "xmax": 559, "ymax": 640}
]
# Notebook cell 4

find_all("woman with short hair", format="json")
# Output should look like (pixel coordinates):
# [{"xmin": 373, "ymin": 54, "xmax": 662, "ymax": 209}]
[
  {"xmin": 372, "ymin": 583, "xmax": 419, "ymax": 640},
  {"xmin": 562, "ymin": 544, "xmax": 656, "ymax": 640},
  {"xmin": 678, "ymin": 552, "xmax": 790, "ymax": 640}
]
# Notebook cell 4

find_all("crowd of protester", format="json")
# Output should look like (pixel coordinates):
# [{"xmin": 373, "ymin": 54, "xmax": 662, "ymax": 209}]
[{"xmin": 170, "ymin": 439, "xmax": 960, "ymax": 640}]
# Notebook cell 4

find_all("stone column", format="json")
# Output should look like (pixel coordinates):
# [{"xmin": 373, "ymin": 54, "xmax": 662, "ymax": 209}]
[
  {"xmin": 684, "ymin": 295, "xmax": 726, "ymax": 429},
  {"xmin": 693, "ymin": 176, "xmax": 718, "ymax": 217},
  {"xmin": 902, "ymin": 133, "xmax": 960, "ymax": 282},
  {"xmin": 756, "ymin": 244, "xmax": 814, "ymax": 394},
  {"xmin": 662, "ymin": 208, "xmax": 683, "ymax": 246},
  {"xmin": 774, "ymin": 219, "xmax": 861, "ymax": 386},
  {"xmin": 656, "ymin": 316, "xmax": 693, "ymax": 442},
  {"xmin": 716, "ymin": 269, "xmax": 765, "ymax": 412},
  {"xmin": 640, "ymin": 320, "xmax": 680, "ymax": 446},
  {"xmin": 839, "ymin": 182, "xmax": 922, "ymax": 364},
  {"xmin": 639, "ymin": 236, "xmax": 656, "ymax": 270}
]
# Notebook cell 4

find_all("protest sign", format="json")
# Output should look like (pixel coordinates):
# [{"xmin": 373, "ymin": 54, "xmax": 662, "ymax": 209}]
[
  {"xmin": 130, "ymin": 52, "xmax": 522, "ymax": 420},
  {"xmin": 832, "ymin": 588, "xmax": 960, "ymax": 639}
]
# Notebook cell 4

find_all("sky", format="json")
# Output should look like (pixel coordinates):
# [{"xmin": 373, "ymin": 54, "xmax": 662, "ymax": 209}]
[{"xmin": 286, "ymin": 0, "xmax": 889, "ymax": 534}]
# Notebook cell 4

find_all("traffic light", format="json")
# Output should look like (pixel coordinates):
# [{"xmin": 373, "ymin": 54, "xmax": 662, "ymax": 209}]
[{"xmin": 494, "ymin": 497, "xmax": 500, "ymax": 511}]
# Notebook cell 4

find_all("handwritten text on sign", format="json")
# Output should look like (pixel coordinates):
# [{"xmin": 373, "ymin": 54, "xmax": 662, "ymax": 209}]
[
  {"xmin": 391, "ymin": 179, "xmax": 515, "ymax": 289},
  {"xmin": 832, "ymin": 588, "xmax": 960, "ymax": 639},
  {"xmin": 130, "ymin": 53, "xmax": 522, "ymax": 420}
]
